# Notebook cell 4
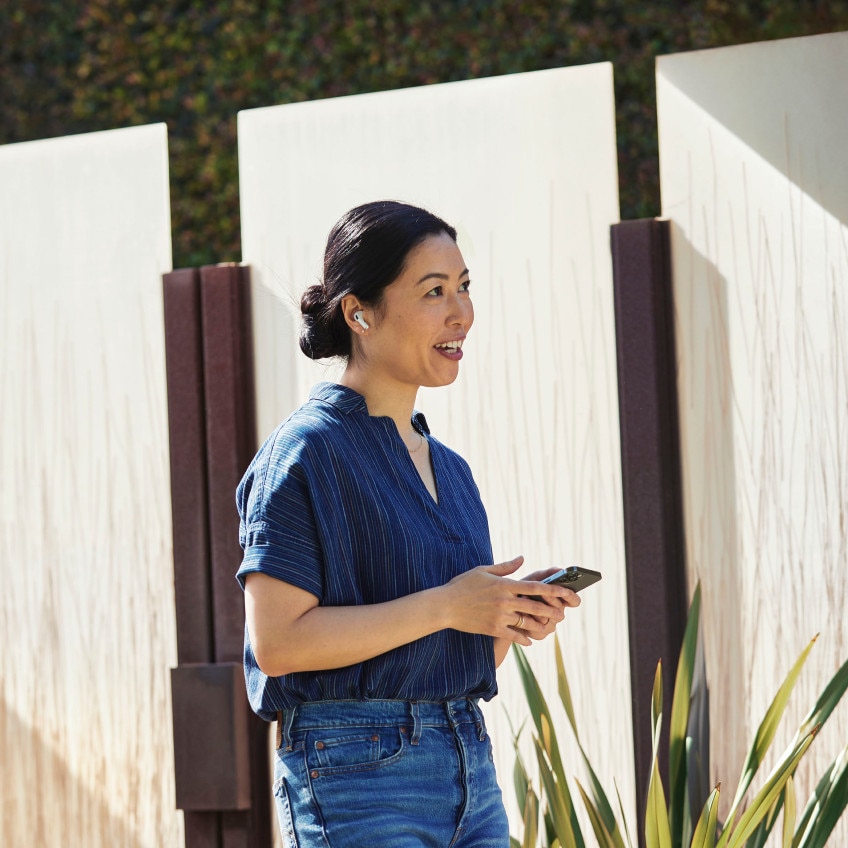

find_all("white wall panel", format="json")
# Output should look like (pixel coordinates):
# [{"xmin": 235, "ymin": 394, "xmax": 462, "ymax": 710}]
[
  {"xmin": 658, "ymin": 32, "xmax": 848, "ymax": 838},
  {"xmin": 239, "ymin": 66, "xmax": 631, "ymax": 838},
  {"xmin": 0, "ymin": 125, "xmax": 181, "ymax": 846}
]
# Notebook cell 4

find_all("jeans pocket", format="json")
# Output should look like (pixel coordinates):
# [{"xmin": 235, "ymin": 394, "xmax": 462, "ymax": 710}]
[
  {"xmin": 273, "ymin": 776, "xmax": 300, "ymax": 848},
  {"xmin": 307, "ymin": 725, "xmax": 408, "ymax": 776}
]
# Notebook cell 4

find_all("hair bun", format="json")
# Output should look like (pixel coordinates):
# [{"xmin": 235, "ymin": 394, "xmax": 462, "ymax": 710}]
[
  {"xmin": 300, "ymin": 283, "xmax": 327, "ymax": 317},
  {"xmin": 299, "ymin": 282, "xmax": 349, "ymax": 360}
]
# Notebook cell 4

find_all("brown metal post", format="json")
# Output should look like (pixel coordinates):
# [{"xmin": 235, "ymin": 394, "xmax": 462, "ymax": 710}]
[
  {"xmin": 164, "ymin": 264, "xmax": 271, "ymax": 848},
  {"xmin": 610, "ymin": 219, "xmax": 688, "ymax": 844},
  {"xmin": 198, "ymin": 263, "xmax": 271, "ymax": 848},
  {"xmin": 163, "ymin": 268, "xmax": 221, "ymax": 847}
]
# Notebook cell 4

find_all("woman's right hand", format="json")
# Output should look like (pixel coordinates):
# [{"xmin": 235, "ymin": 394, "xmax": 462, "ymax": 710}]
[{"xmin": 439, "ymin": 556, "xmax": 579, "ymax": 646}]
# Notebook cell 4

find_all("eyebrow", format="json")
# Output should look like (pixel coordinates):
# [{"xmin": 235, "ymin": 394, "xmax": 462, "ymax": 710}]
[{"xmin": 415, "ymin": 269, "xmax": 471, "ymax": 286}]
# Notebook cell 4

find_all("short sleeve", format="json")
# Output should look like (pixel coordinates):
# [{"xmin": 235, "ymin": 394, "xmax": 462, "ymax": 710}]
[{"xmin": 235, "ymin": 434, "xmax": 324, "ymax": 600}]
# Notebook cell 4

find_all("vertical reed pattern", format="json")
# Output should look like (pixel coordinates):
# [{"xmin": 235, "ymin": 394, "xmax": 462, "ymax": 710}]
[
  {"xmin": 0, "ymin": 125, "xmax": 183, "ymax": 847},
  {"xmin": 658, "ymin": 32, "xmax": 848, "ymax": 842}
]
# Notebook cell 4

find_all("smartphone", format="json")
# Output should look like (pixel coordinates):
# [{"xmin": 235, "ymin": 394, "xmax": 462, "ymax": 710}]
[{"xmin": 539, "ymin": 566, "xmax": 602, "ymax": 594}]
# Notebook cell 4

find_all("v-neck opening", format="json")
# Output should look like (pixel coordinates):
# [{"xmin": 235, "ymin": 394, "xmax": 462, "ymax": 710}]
[{"xmin": 407, "ymin": 430, "xmax": 440, "ymax": 507}]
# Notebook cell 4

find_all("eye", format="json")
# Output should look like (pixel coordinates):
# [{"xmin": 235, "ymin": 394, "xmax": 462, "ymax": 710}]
[
  {"xmin": 459, "ymin": 279, "xmax": 471, "ymax": 292},
  {"xmin": 425, "ymin": 285, "xmax": 443, "ymax": 297}
]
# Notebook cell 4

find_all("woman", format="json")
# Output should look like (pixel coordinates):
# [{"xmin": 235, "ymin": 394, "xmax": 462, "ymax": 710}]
[{"xmin": 237, "ymin": 200, "xmax": 581, "ymax": 847}]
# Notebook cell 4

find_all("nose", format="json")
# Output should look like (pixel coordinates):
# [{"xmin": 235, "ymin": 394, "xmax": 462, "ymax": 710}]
[{"xmin": 448, "ymin": 291, "xmax": 474, "ymax": 330}]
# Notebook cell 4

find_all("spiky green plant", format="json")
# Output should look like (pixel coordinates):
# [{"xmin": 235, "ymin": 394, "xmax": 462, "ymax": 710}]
[{"xmin": 511, "ymin": 584, "xmax": 848, "ymax": 848}]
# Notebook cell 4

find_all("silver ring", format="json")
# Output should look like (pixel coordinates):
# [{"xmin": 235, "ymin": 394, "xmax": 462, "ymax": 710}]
[{"xmin": 515, "ymin": 614, "xmax": 525, "ymax": 629}]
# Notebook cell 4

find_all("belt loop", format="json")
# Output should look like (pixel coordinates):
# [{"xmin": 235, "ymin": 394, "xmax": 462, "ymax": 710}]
[
  {"xmin": 277, "ymin": 707, "xmax": 296, "ymax": 751},
  {"xmin": 468, "ymin": 698, "xmax": 486, "ymax": 741},
  {"xmin": 410, "ymin": 701, "xmax": 421, "ymax": 746}
]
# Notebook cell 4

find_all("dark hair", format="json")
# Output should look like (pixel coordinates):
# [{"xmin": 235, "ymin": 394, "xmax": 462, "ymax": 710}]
[{"xmin": 299, "ymin": 200, "xmax": 457, "ymax": 360}]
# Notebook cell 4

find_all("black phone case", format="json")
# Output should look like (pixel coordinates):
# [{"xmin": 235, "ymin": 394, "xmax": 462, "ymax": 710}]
[{"xmin": 544, "ymin": 566, "xmax": 602, "ymax": 593}]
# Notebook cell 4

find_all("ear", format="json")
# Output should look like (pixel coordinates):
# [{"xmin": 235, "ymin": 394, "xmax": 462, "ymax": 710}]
[{"xmin": 340, "ymin": 294, "xmax": 369, "ymax": 334}]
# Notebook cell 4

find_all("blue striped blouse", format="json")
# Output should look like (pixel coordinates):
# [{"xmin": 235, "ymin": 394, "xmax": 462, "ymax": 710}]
[{"xmin": 236, "ymin": 382, "xmax": 497, "ymax": 720}]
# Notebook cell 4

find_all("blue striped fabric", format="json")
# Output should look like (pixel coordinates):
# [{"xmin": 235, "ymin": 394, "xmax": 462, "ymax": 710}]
[{"xmin": 236, "ymin": 382, "xmax": 497, "ymax": 720}]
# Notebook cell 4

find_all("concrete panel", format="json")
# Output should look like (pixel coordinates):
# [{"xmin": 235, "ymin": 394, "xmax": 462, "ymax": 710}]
[
  {"xmin": 0, "ymin": 125, "xmax": 181, "ymax": 846},
  {"xmin": 658, "ymin": 31, "xmax": 848, "ymax": 838},
  {"xmin": 238, "ymin": 66, "xmax": 631, "ymax": 836}
]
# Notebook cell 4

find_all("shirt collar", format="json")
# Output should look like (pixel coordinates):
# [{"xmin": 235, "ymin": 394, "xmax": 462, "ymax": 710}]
[{"xmin": 309, "ymin": 382, "xmax": 431, "ymax": 434}]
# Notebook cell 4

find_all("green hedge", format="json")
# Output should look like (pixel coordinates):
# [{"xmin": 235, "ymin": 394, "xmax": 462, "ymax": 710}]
[{"xmin": 2, "ymin": 1, "xmax": 846, "ymax": 267}]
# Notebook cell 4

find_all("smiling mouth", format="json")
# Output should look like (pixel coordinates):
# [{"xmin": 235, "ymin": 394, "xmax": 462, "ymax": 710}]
[{"xmin": 434, "ymin": 340, "xmax": 464, "ymax": 353}]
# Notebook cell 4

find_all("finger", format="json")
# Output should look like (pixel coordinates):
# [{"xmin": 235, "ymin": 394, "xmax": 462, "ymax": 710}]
[
  {"xmin": 526, "ymin": 583, "xmax": 581, "ymax": 608},
  {"xmin": 482, "ymin": 556, "xmax": 524, "ymax": 578},
  {"xmin": 504, "ymin": 625, "xmax": 532, "ymax": 647}
]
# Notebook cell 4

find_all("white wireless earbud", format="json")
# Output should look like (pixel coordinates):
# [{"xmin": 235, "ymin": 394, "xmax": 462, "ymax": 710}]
[{"xmin": 353, "ymin": 310, "xmax": 370, "ymax": 330}]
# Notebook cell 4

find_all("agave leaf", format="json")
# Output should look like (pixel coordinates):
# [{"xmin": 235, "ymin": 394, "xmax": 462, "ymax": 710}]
[
  {"xmin": 646, "ymin": 753, "xmax": 672, "ymax": 848},
  {"xmin": 533, "ymin": 735, "xmax": 583, "ymax": 848},
  {"xmin": 575, "ymin": 778, "xmax": 619, "ymax": 848},
  {"xmin": 793, "ymin": 656, "xmax": 848, "ymax": 743},
  {"xmin": 744, "ymin": 792, "xmax": 784, "ymax": 848},
  {"xmin": 722, "ymin": 636, "xmax": 818, "ymax": 832},
  {"xmin": 669, "ymin": 584, "xmax": 702, "ymax": 846},
  {"xmin": 652, "ymin": 661, "xmax": 664, "ymax": 756},
  {"xmin": 614, "ymin": 780, "xmax": 636, "ymax": 848},
  {"xmin": 689, "ymin": 783, "xmax": 720, "ymax": 848},
  {"xmin": 522, "ymin": 787, "xmax": 540, "ymax": 848},
  {"xmin": 513, "ymin": 752, "xmax": 531, "ymax": 823},
  {"xmin": 514, "ymin": 645, "xmax": 569, "ymax": 788},
  {"xmin": 782, "ymin": 776, "xmax": 797, "ymax": 848},
  {"xmin": 722, "ymin": 727, "xmax": 817, "ymax": 848},
  {"xmin": 554, "ymin": 634, "xmax": 579, "ymax": 736},
  {"xmin": 509, "ymin": 712, "xmax": 531, "ymax": 820},
  {"xmin": 794, "ymin": 745, "xmax": 848, "ymax": 848},
  {"xmin": 646, "ymin": 659, "xmax": 671, "ymax": 848},
  {"xmin": 554, "ymin": 637, "xmax": 626, "ymax": 847},
  {"xmin": 684, "ymin": 622, "xmax": 711, "ymax": 848}
]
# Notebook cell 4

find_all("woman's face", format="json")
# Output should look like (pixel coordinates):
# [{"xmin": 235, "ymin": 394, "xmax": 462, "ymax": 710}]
[{"xmin": 360, "ymin": 232, "xmax": 474, "ymax": 391}]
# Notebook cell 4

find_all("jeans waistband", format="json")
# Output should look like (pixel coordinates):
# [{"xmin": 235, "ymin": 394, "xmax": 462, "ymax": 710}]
[{"xmin": 275, "ymin": 698, "xmax": 486, "ymax": 750}]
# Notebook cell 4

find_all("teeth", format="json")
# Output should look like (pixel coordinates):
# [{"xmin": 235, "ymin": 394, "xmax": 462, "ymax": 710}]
[{"xmin": 436, "ymin": 340, "xmax": 463, "ymax": 351}]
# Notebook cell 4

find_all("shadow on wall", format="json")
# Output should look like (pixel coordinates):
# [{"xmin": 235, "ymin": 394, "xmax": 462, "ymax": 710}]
[
  {"xmin": 670, "ymin": 225, "xmax": 746, "ymax": 802},
  {"xmin": 0, "ymin": 696, "xmax": 143, "ymax": 848},
  {"xmin": 657, "ymin": 33, "xmax": 848, "ymax": 230}
]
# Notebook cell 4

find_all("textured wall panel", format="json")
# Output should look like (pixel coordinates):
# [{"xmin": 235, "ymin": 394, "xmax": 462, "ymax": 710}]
[
  {"xmin": 238, "ymin": 66, "xmax": 631, "ymax": 836},
  {"xmin": 0, "ymin": 125, "xmax": 181, "ymax": 846},
  {"xmin": 657, "ymin": 32, "xmax": 848, "ymax": 838}
]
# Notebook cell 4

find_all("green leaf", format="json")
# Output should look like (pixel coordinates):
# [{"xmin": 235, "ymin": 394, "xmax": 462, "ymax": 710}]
[
  {"xmin": 646, "ymin": 753, "xmax": 672, "ymax": 848},
  {"xmin": 646, "ymin": 659, "xmax": 671, "ymax": 848},
  {"xmin": 782, "ymin": 776, "xmax": 797, "ymax": 848},
  {"xmin": 744, "ymin": 792, "xmax": 784, "ymax": 848},
  {"xmin": 794, "ymin": 745, "xmax": 848, "ymax": 848},
  {"xmin": 651, "ymin": 661, "xmax": 664, "ymax": 757},
  {"xmin": 794, "ymin": 656, "xmax": 848, "ymax": 743},
  {"xmin": 575, "ymin": 778, "xmax": 618, "ymax": 848},
  {"xmin": 689, "ymin": 783, "xmax": 720, "ymax": 848},
  {"xmin": 514, "ymin": 645, "xmax": 568, "ymax": 789},
  {"xmin": 554, "ymin": 638, "xmax": 626, "ymax": 848},
  {"xmin": 722, "ymin": 727, "xmax": 817, "ymax": 848},
  {"xmin": 521, "ymin": 787, "xmax": 540, "ymax": 848},
  {"xmin": 722, "ymin": 635, "xmax": 818, "ymax": 832},
  {"xmin": 533, "ymin": 735, "xmax": 583, "ymax": 848},
  {"xmin": 554, "ymin": 634, "xmax": 579, "ymax": 737},
  {"xmin": 614, "ymin": 780, "xmax": 636, "ymax": 848},
  {"xmin": 669, "ymin": 584, "xmax": 701, "ymax": 847}
]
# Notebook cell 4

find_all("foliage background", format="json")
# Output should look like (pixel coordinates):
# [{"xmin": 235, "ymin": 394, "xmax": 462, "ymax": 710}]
[{"xmin": 2, "ymin": 0, "xmax": 847, "ymax": 268}]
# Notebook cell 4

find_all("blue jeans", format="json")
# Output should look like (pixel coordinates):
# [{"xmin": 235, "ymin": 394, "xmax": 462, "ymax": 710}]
[{"xmin": 273, "ymin": 699, "xmax": 510, "ymax": 847}]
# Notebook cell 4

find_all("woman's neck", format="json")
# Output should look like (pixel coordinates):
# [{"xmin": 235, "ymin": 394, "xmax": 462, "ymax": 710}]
[{"xmin": 338, "ymin": 365, "xmax": 418, "ymax": 436}]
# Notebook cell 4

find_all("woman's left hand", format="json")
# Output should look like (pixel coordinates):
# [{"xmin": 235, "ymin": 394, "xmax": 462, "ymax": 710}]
[{"xmin": 515, "ymin": 568, "xmax": 577, "ymax": 641}]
